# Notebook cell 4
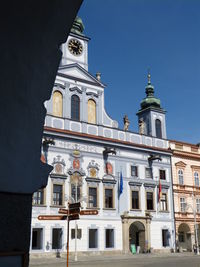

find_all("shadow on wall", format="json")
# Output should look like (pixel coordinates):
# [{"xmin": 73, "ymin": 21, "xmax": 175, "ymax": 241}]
[{"xmin": 0, "ymin": 0, "xmax": 82, "ymax": 266}]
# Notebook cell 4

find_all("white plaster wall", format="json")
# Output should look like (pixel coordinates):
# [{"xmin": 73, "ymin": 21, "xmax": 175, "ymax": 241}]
[{"xmin": 151, "ymin": 221, "xmax": 173, "ymax": 250}]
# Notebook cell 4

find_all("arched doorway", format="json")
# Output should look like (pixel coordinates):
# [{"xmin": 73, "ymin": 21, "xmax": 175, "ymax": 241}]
[
  {"xmin": 129, "ymin": 221, "xmax": 145, "ymax": 253},
  {"xmin": 178, "ymin": 223, "xmax": 192, "ymax": 252}
]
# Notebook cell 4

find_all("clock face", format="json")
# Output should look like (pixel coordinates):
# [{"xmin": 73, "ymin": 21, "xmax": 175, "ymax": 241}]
[{"xmin": 68, "ymin": 39, "xmax": 83, "ymax": 56}]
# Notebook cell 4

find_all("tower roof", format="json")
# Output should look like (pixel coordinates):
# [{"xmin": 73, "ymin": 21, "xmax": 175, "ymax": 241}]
[
  {"xmin": 71, "ymin": 16, "xmax": 85, "ymax": 36},
  {"xmin": 140, "ymin": 72, "xmax": 162, "ymax": 110}
]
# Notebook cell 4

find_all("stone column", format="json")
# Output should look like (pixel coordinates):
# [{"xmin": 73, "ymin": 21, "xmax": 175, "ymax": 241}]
[{"xmin": 122, "ymin": 216, "xmax": 129, "ymax": 254}]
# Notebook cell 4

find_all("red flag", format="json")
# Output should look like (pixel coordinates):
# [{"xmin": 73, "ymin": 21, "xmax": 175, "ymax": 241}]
[{"xmin": 158, "ymin": 179, "xmax": 162, "ymax": 202}]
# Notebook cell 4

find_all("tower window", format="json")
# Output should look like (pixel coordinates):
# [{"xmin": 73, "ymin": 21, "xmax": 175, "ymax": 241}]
[
  {"xmin": 88, "ymin": 99, "xmax": 96, "ymax": 124},
  {"xmin": 155, "ymin": 119, "xmax": 162, "ymax": 138},
  {"xmin": 71, "ymin": 94, "xmax": 80, "ymax": 121},
  {"xmin": 53, "ymin": 91, "xmax": 63, "ymax": 117}
]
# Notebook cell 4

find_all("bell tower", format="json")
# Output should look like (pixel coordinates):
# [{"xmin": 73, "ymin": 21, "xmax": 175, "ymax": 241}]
[
  {"xmin": 61, "ymin": 16, "xmax": 90, "ymax": 70},
  {"xmin": 136, "ymin": 73, "xmax": 167, "ymax": 139}
]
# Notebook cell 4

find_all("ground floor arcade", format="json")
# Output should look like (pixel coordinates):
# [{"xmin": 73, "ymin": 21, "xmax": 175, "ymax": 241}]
[{"xmin": 176, "ymin": 220, "xmax": 200, "ymax": 252}]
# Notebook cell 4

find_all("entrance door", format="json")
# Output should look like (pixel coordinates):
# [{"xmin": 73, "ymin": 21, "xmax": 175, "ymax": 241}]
[{"xmin": 129, "ymin": 221, "xmax": 145, "ymax": 253}]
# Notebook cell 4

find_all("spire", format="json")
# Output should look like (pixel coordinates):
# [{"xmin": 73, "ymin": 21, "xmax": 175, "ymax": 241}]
[
  {"xmin": 139, "ymin": 71, "xmax": 161, "ymax": 110},
  {"xmin": 145, "ymin": 70, "xmax": 154, "ymax": 97},
  {"xmin": 71, "ymin": 16, "xmax": 85, "ymax": 35},
  {"xmin": 147, "ymin": 69, "xmax": 151, "ymax": 85}
]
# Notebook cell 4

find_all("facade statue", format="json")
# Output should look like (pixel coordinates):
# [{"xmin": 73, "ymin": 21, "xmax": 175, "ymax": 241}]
[
  {"xmin": 139, "ymin": 118, "xmax": 145, "ymax": 134},
  {"xmin": 123, "ymin": 115, "xmax": 130, "ymax": 131}
]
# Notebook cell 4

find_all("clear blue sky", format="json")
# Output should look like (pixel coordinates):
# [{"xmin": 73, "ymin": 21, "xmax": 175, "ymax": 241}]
[{"xmin": 78, "ymin": 0, "xmax": 200, "ymax": 144}]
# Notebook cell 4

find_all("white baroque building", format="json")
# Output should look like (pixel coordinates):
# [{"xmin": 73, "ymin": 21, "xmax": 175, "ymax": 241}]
[{"xmin": 31, "ymin": 17, "xmax": 175, "ymax": 255}]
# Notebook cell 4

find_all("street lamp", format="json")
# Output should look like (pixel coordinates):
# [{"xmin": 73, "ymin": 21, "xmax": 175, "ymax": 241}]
[{"xmin": 185, "ymin": 200, "xmax": 199, "ymax": 255}]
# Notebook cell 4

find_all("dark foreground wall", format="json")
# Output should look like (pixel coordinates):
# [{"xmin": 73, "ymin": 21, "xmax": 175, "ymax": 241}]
[{"xmin": 0, "ymin": 1, "xmax": 82, "ymax": 266}]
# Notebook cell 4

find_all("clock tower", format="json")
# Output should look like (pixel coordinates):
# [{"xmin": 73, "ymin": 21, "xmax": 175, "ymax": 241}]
[
  {"xmin": 60, "ymin": 16, "xmax": 90, "ymax": 70},
  {"xmin": 137, "ymin": 73, "xmax": 167, "ymax": 139}
]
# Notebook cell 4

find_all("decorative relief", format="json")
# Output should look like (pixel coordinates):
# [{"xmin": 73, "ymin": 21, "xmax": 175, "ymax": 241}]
[
  {"xmin": 86, "ymin": 92, "xmax": 99, "ymax": 98},
  {"xmin": 87, "ymin": 160, "xmax": 100, "ymax": 178},
  {"xmin": 105, "ymin": 162, "xmax": 113, "ymax": 175},
  {"xmin": 67, "ymin": 149, "xmax": 85, "ymax": 176},
  {"xmin": 51, "ymin": 155, "xmax": 66, "ymax": 178},
  {"xmin": 54, "ymin": 140, "xmax": 101, "ymax": 154},
  {"xmin": 69, "ymin": 86, "xmax": 82, "ymax": 94},
  {"xmin": 103, "ymin": 162, "xmax": 116, "ymax": 183}
]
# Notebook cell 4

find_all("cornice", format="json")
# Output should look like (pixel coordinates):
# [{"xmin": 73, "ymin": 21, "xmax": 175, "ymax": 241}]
[
  {"xmin": 43, "ymin": 126, "xmax": 172, "ymax": 155},
  {"xmin": 172, "ymin": 150, "xmax": 200, "ymax": 161}
]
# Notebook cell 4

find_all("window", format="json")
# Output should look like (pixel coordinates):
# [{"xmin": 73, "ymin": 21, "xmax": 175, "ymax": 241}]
[
  {"xmin": 52, "ymin": 228, "xmax": 62, "ymax": 249},
  {"xmin": 155, "ymin": 119, "xmax": 162, "ymax": 138},
  {"xmin": 71, "ymin": 94, "xmax": 80, "ymax": 121},
  {"xmin": 105, "ymin": 188, "xmax": 113, "ymax": 208},
  {"xmin": 88, "ymin": 187, "xmax": 97, "ymax": 208},
  {"xmin": 88, "ymin": 99, "xmax": 96, "ymax": 124},
  {"xmin": 105, "ymin": 229, "xmax": 114, "ymax": 248},
  {"xmin": 131, "ymin": 191, "xmax": 139, "ymax": 209},
  {"xmin": 71, "ymin": 228, "xmax": 82, "ymax": 239},
  {"xmin": 178, "ymin": 169, "xmax": 184, "ymax": 185},
  {"xmin": 146, "ymin": 192, "xmax": 154, "ymax": 210},
  {"xmin": 33, "ymin": 188, "xmax": 44, "ymax": 205},
  {"xmin": 160, "ymin": 193, "xmax": 167, "ymax": 211},
  {"xmin": 159, "ymin": 170, "xmax": 166, "ymax": 180},
  {"xmin": 71, "ymin": 183, "xmax": 81, "ymax": 202},
  {"xmin": 196, "ymin": 199, "xmax": 200, "ymax": 213},
  {"xmin": 131, "ymin": 166, "xmax": 138, "ymax": 177},
  {"xmin": 162, "ymin": 229, "xmax": 170, "ymax": 247},
  {"xmin": 194, "ymin": 172, "xmax": 199, "ymax": 187},
  {"xmin": 180, "ymin": 197, "xmax": 186, "ymax": 212},
  {"xmin": 89, "ymin": 229, "xmax": 98, "ymax": 249},
  {"xmin": 53, "ymin": 184, "xmax": 63, "ymax": 206},
  {"xmin": 53, "ymin": 91, "xmax": 63, "ymax": 117},
  {"xmin": 179, "ymin": 232, "xmax": 184, "ymax": 242},
  {"xmin": 145, "ymin": 167, "xmax": 152, "ymax": 179},
  {"xmin": 32, "ymin": 228, "xmax": 43, "ymax": 250}
]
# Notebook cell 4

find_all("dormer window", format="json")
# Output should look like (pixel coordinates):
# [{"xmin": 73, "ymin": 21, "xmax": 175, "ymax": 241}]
[
  {"xmin": 71, "ymin": 94, "xmax": 80, "ymax": 121},
  {"xmin": 88, "ymin": 99, "xmax": 96, "ymax": 124}
]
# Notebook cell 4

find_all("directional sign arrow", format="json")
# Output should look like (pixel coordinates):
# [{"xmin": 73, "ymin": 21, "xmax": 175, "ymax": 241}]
[
  {"xmin": 38, "ymin": 215, "xmax": 67, "ymax": 220},
  {"xmin": 58, "ymin": 208, "xmax": 68, "ymax": 215},
  {"xmin": 68, "ymin": 214, "xmax": 79, "ymax": 221},
  {"xmin": 80, "ymin": 210, "xmax": 98, "ymax": 215}
]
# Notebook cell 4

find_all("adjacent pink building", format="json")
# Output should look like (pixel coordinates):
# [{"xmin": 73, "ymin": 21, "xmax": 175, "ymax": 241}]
[{"xmin": 170, "ymin": 140, "xmax": 200, "ymax": 252}]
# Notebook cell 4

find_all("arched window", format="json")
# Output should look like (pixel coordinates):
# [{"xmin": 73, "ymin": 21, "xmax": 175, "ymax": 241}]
[
  {"xmin": 88, "ymin": 99, "xmax": 96, "ymax": 124},
  {"xmin": 53, "ymin": 91, "xmax": 63, "ymax": 117},
  {"xmin": 155, "ymin": 119, "xmax": 162, "ymax": 138},
  {"xmin": 194, "ymin": 172, "xmax": 199, "ymax": 187},
  {"xmin": 71, "ymin": 94, "xmax": 80, "ymax": 121},
  {"xmin": 178, "ymin": 169, "xmax": 184, "ymax": 185}
]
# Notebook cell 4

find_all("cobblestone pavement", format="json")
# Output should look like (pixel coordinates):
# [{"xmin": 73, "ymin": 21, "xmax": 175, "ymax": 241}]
[{"xmin": 30, "ymin": 253, "xmax": 200, "ymax": 267}]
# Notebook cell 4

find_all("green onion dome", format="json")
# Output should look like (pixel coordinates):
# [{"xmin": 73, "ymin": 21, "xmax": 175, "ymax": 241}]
[
  {"xmin": 140, "ymin": 73, "xmax": 161, "ymax": 109},
  {"xmin": 71, "ymin": 16, "xmax": 85, "ymax": 35}
]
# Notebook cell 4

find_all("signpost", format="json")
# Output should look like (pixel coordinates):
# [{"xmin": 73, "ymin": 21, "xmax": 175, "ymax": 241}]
[{"xmin": 38, "ymin": 203, "xmax": 98, "ymax": 267}]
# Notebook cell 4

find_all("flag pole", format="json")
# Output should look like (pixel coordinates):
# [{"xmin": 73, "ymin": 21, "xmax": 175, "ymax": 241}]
[{"xmin": 118, "ymin": 171, "xmax": 120, "ymax": 214}]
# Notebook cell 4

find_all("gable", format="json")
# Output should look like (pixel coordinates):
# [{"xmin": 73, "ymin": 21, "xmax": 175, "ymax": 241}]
[
  {"xmin": 175, "ymin": 161, "xmax": 187, "ymax": 168},
  {"xmin": 58, "ymin": 63, "xmax": 105, "ymax": 88}
]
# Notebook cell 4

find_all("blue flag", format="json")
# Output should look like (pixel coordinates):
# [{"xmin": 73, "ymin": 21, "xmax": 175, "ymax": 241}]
[{"xmin": 119, "ymin": 172, "xmax": 123, "ymax": 196}]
